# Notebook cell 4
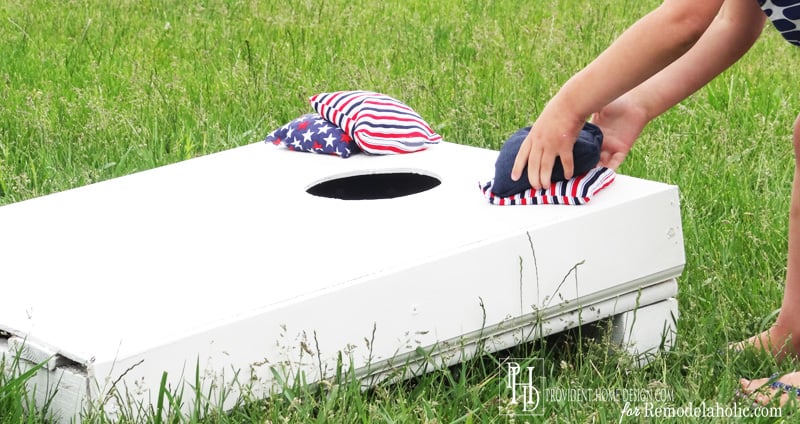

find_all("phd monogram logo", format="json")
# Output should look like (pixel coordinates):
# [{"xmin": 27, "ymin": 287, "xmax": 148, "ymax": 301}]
[{"xmin": 501, "ymin": 358, "xmax": 544, "ymax": 416}]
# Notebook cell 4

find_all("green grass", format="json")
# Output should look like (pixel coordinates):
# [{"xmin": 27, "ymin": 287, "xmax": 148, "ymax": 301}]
[
  {"xmin": 2, "ymin": 0, "xmax": 799, "ymax": 422},
  {"xmin": 1, "ymin": 350, "xmax": 50, "ymax": 423}
]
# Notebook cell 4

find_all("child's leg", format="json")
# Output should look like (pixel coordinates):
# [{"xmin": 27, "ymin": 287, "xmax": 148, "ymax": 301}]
[
  {"xmin": 738, "ymin": 112, "xmax": 800, "ymax": 405},
  {"xmin": 735, "ymin": 113, "xmax": 800, "ymax": 360},
  {"xmin": 772, "ymin": 110, "xmax": 800, "ymax": 352}
]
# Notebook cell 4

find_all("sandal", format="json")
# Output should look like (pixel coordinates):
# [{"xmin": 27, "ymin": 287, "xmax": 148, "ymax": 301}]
[{"xmin": 736, "ymin": 372, "xmax": 799, "ymax": 407}]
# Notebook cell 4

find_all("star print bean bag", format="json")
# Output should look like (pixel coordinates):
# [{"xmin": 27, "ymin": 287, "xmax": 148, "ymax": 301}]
[{"xmin": 265, "ymin": 113, "xmax": 361, "ymax": 158}]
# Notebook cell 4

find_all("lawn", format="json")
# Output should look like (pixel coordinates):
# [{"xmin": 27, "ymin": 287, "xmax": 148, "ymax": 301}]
[{"xmin": 1, "ymin": 0, "xmax": 798, "ymax": 422}]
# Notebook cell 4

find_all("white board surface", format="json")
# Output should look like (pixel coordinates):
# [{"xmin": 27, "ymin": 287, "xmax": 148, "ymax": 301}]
[{"xmin": 0, "ymin": 141, "xmax": 685, "ymax": 421}]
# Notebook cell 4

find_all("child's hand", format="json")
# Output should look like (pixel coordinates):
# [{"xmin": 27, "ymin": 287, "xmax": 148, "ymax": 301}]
[
  {"xmin": 591, "ymin": 97, "xmax": 649, "ymax": 170},
  {"xmin": 511, "ymin": 105, "xmax": 584, "ymax": 189}
]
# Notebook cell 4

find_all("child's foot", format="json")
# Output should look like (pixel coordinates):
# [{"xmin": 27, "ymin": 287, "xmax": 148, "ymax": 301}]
[
  {"xmin": 728, "ymin": 325, "xmax": 799, "ymax": 362},
  {"xmin": 739, "ymin": 372, "xmax": 800, "ymax": 407}
]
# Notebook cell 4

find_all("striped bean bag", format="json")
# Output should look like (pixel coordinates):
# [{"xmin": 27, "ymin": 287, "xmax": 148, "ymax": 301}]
[
  {"xmin": 480, "ymin": 167, "xmax": 616, "ymax": 205},
  {"xmin": 310, "ymin": 91, "xmax": 441, "ymax": 154}
]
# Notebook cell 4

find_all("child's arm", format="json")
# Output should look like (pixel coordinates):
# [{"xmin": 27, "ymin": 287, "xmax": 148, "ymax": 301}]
[
  {"xmin": 512, "ymin": 0, "xmax": 726, "ymax": 189},
  {"xmin": 596, "ymin": 0, "xmax": 766, "ymax": 169}
]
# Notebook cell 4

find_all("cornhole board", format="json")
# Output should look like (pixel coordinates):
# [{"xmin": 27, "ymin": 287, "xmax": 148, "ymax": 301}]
[{"xmin": 0, "ymin": 140, "xmax": 684, "ymax": 422}]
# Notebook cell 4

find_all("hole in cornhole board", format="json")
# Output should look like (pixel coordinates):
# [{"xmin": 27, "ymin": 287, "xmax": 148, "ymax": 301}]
[{"xmin": 306, "ymin": 171, "xmax": 441, "ymax": 200}]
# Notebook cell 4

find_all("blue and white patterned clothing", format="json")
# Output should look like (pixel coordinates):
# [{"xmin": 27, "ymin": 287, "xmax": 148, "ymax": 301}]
[{"xmin": 759, "ymin": 0, "xmax": 800, "ymax": 46}]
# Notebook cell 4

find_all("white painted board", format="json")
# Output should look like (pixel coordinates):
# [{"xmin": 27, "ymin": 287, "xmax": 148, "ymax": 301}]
[{"xmin": 0, "ymin": 141, "xmax": 685, "ymax": 420}]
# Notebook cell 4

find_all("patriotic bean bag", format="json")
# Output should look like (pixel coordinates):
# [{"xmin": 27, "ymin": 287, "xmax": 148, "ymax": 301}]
[
  {"xmin": 309, "ymin": 91, "xmax": 442, "ymax": 154},
  {"xmin": 480, "ymin": 122, "xmax": 615, "ymax": 205},
  {"xmin": 490, "ymin": 123, "xmax": 604, "ymax": 197},
  {"xmin": 265, "ymin": 113, "xmax": 361, "ymax": 158},
  {"xmin": 480, "ymin": 167, "xmax": 616, "ymax": 205}
]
